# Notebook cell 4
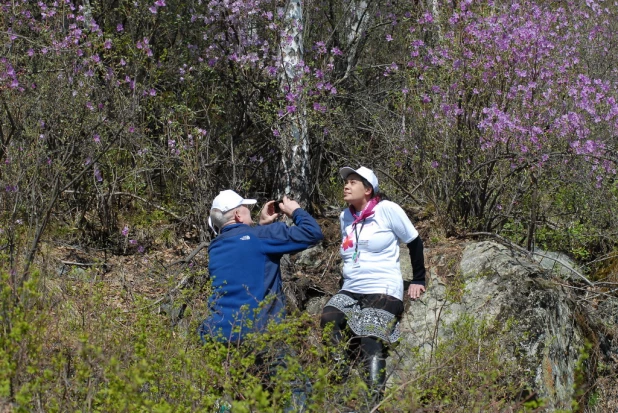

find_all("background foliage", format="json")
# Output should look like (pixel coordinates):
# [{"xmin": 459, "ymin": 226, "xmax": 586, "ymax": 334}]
[{"xmin": 1, "ymin": 0, "xmax": 618, "ymax": 411}]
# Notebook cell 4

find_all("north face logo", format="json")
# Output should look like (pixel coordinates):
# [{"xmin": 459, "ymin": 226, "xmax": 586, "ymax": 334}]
[{"xmin": 240, "ymin": 235, "xmax": 250, "ymax": 240}]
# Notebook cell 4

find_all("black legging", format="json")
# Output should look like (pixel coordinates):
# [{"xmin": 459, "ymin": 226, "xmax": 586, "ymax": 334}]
[{"xmin": 320, "ymin": 304, "xmax": 387, "ymax": 359}]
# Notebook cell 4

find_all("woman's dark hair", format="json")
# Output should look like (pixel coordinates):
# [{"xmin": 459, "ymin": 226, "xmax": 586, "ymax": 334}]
[{"xmin": 359, "ymin": 176, "xmax": 388, "ymax": 201}]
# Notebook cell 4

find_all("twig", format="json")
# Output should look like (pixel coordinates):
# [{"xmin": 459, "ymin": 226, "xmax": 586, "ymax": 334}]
[
  {"xmin": 63, "ymin": 190, "xmax": 182, "ymax": 220},
  {"xmin": 141, "ymin": 241, "xmax": 210, "ymax": 310},
  {"xmin": 170, "ymin": 241, "xmax": 210, "ymax": 266},
  {"xmin": 464, "ymin": 231, "xmax": 532, "ymax": 258},
  {"xmin": 549, "ymin": 281, "xmax": 617, "ymax": 301},
  {"xmin": 370, "ymin": 354, "xmax": 457, "ymax": 413},
  {"xmin": 59, "ymin": 260, "xmax": 103, "ymax": 267},
  {"xmin": 530, "ymin": 250, "xmax": 593, "ymax": 286},
  {"xmin": 376, "ymin": 167, "xmax": 424, "ymax": 205},
  {"xmin": 318, "ymin": 250, "xmax": 336, "ymax": 281}
]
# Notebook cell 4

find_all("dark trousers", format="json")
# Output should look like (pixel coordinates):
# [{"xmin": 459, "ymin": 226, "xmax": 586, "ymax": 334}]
[{"xmin": 320, "ymin": 291, "xmax": 404, "ymax": 396}]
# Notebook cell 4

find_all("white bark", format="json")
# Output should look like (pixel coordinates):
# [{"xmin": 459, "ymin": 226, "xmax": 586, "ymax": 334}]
[
  {"xmin": 343, "ymin": 0, "xmax": 371, "ymax": 80},
  {"xmin": 428, "ymin": 0, "xmax": 442, "ymax": 41},
  {"xmin": 278, "ymin": 0, "xmax": 309, "ymax": 203}
]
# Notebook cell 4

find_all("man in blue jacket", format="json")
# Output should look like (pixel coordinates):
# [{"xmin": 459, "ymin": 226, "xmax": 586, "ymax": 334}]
[
  {"xmin": 200, "ymin": 189, "xmax": 323, "ymax": 412},
  {"xmin": 200, "ymin": 189, "xmax": 323, "ymax": 343}
]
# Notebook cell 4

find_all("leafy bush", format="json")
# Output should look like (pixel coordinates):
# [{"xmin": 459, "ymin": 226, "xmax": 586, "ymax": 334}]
[{"xmin": 0, "ymin": 263, "xmax": 557, "ymax": 412}]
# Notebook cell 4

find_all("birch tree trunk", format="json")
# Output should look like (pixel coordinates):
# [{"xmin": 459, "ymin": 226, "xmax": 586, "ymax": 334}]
[
  {"xmin": 340, "ymin": 0, "xmax": 372, "ymax": 81},
  {"xmin": 277, "ymin": 0, "xmax": 310, "ymax": 205}
]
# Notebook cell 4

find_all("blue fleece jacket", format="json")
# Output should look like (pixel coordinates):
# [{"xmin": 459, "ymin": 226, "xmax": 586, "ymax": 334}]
[{"xmin": 200, "ymin": 208, "xmax": 323, "ymax": 343}]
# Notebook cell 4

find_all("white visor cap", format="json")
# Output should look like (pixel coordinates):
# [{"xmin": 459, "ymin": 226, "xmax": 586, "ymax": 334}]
[
  {"xmin": 211, "ymin": 189, "xmax": 257, "ymax": 212},
  {"xmin": 339, "ymin": 166, "xmax": 379, "ymax": 193}
]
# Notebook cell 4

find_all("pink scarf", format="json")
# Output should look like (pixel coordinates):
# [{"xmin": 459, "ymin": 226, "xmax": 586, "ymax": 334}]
[
  {"xmin": 349, "ymin": 196, "xmax": 380, "ymax": 226},
  {"xmin": 342, "ymin": 197, "xmax": 380, "ymax": 251}
]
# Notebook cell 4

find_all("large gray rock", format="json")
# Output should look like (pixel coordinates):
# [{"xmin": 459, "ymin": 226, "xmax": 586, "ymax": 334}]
[{"xmin": 394, "ymin": 241, "xmax": 585, "ymax": 411}]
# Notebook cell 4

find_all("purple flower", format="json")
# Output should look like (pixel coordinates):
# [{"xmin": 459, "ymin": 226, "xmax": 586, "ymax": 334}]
[
  {"xmin": 122, "ymin": 226, "xmax": 129, "ymax": 237},
  {"xmin": 93, "ymin": 134, "xmax": 100, "ymax": 143},
  {"xmin": 94, "ymin": 166, "xmax": 103, "ymax": 182},
  {"xmin": 117, "ymin": 24, "xmax": 124, "ymax": 32}
]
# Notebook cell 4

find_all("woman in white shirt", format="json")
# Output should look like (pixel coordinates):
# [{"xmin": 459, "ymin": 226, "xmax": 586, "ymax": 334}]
[{"xmin": 320, "ymin": 166, "xmax": 427, "ymax": 399}]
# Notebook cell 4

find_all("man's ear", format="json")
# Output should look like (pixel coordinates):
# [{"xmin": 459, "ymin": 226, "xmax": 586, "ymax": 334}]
[
  {"xmin": 364, "ymin": 186, "xmax": 373, "ymax": 197},
  {"xmin": 233, "ymin": 209, "xmax": 243, "ymax": 223}
]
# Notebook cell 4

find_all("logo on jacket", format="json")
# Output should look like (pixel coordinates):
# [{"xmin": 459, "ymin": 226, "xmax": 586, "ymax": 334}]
[{"xmin": 240, "ymin": 235, "xmax": 250, "ymax": 240}]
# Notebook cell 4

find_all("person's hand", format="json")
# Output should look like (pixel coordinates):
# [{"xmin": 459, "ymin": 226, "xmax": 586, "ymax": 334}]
[
  {"xmin": 278, "ymin": 196, "xmax": 300, "ymax": 217},
  {"xmin": 259, "ymin": 200, "xmax": 279, "ymax": 225},
  {"xmin": 407, "ymin": 284, "xmax": 426, "ymax": 300}
]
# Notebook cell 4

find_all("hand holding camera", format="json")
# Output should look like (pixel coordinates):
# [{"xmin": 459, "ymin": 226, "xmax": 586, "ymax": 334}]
[
  {"xmin": 276, "ymin": 196, "xmax": 300, "ymax": 216},
  {"xmin": 259, "ymin": 196, "xmax": 300, "ymax": 225}
]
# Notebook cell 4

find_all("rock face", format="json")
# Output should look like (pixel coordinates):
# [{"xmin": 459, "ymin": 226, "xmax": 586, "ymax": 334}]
[{"xmin": 395, "ymin": 241, "xmax": 587, "ymax": 410}]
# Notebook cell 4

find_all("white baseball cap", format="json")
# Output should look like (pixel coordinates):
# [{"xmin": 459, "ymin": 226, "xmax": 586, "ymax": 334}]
[
  {"xmin": 211, "ymin": 189, "xmax": 257, "ymax": 212},
  {"xmin": 339, "ymin": 166, "xmax": 379, "ymax": 193}
]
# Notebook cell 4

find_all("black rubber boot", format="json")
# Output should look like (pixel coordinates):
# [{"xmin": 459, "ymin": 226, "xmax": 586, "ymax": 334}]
[{"xmin": 364, "ymin": 354, "xmax": 386, "ymax": 402}]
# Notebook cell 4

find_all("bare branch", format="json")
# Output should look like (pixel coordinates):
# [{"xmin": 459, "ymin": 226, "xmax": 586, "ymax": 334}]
[{"xmin": 376, "ymin": 167, "xmax": 424, "ymax": 205}]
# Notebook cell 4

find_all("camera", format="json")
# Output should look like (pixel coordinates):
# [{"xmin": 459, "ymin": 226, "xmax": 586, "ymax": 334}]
[{"xmin": 273, "ymin": 199, "xmax": 284, "ymax": 213}]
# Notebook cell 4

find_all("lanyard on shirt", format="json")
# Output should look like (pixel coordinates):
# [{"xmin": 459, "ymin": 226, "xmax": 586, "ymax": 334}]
[{"xmin": 352, "ymin": 219, "xmax": 365, "ymax": 262}]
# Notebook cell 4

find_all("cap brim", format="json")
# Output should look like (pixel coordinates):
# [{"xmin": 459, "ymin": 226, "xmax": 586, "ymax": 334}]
[
  {"xmin": 339, "ymin": 167, "xmax": 356, "ymax": 180},
  {"xmin": 242, "ymin": 199, "xmax": 257, "ymax": 205}
]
